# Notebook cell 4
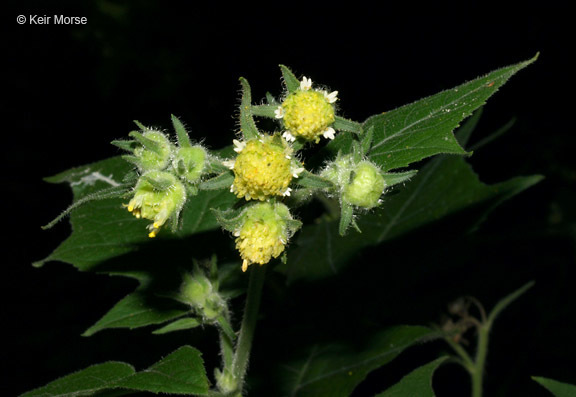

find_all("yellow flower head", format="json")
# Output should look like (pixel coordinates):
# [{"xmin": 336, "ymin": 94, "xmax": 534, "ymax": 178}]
[
  {"xmin": 276, "ymin": 77, "xmax": 338, "ymax": 143},
  {"xmin": 235, "ymin": 202, "xmax": 293, "ymax": 272},
  {"xmin": 230, "ymin": 135, "xmax": 294, "ymax": 201},
  {"xmin": 126, "ymin": 171, "xmax": 187, "ymax": 237}
]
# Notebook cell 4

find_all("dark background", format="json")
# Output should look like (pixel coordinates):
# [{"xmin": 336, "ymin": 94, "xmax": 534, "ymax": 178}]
[{"xmin": 5, "ymin": 2, "xmax": 575, "ymax": 396}]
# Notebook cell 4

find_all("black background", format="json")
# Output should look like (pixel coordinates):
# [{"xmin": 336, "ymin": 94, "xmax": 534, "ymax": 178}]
[{"xmin": 4, "ymin": 2, "xmax": 575, "ymax": 396}]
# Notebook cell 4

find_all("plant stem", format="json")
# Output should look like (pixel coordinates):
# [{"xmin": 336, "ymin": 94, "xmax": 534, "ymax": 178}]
[
  {"xmin": 232, "ymin": 265, "xmax": 266, "ymax": 390},
  {"xmin": 472, "ymin": 323, "xmax": 490, "ymax": 397},
  {"xmin": 218, "ymin": 311, "xmax": 235, "ymax": 370},
  {"xmin": 444, "ymin": 337, "xmax": 475, "ymax": 373}
]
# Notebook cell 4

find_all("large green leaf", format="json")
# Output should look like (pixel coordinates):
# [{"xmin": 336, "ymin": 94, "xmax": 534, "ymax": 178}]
[
  {"xmin": 281, "ymin": 326, "xmax": 437, "ymax": 397},
  {"xmin": 35, "ymin": 156, "xmax": 237, "ymax": 271},
  {"xmin": 22, "ymin": 346, "xmax": 209, "ymax": 396},
  {"xmin": 115, "ymin": 346, "xmax": 209, "ymax": 395},
  {"xmin": 326, "ymin": 54, "xmax": 538, "ymax": 171},
  {"xmin": 375, "ymin": 357, "xmax": 448, "ymax": 397},
  {"xmin": 280, "ymin": 154, "xmax": 543, "ymax": 282},
  {"xmin": 82, "ymin": 291, "xmax": 188, "ymax": 336},
  {"xmin": 22, "ymin": 362, "xmax": 135, "ymax": 397},
  {"xmin": 532, "ymin": 376, "xmax": 576, "ymax": 397}
]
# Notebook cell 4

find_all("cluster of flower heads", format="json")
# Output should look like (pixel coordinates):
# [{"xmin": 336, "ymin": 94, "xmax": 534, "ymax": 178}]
[
  {"xmin": 214, "ymin": 76, "xmax": 343, "ymax": 271},
  {"xmin": 118, "ymin": 70, "xmax": 394, "ymax": 272},
  {"xmin": 117, "ymin": 117, "xmax": 211, "ymax": 238}
]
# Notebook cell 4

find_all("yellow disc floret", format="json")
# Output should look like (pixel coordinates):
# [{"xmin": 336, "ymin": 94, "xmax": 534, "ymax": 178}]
[
  {"xmin": 125, "ymin": 171, "xmax": 186, "ymax": 237},
  {"xmin": 280, "ymin": 89, "xmax": 336, "ymax": 143},
  {"xmin": 231, "ymin": 135, "xmax": 293, "ymax": 201},
  {"xmin": 235, "ymin": 202, "xmax": 292, "ymax": 272}
]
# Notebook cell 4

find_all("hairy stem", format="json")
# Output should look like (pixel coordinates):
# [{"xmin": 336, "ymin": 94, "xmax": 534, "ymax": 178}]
[
  {"xmin": 218, "ymin": 311, "xmax": 235, "ymax": 370},
  {"xmin": 232, "ymin": 265, "xmax": 266, "ymax": 392}
]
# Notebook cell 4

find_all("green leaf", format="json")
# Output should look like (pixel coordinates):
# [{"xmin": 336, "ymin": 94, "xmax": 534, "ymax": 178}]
[
  {"xmin": 171, "ymin": 114, "xmax": 192, "ymax": 148},
  {"xmin": 211, "ymin": 206, "xmax": 245, "ymax": 233},
  {"xmin": 487, "ymin": 281, "xmax": 534, "ymax": 325},
  {"xmin": 281, "ymin": 326, "xmax": 438, "ymax": 397},
  {"xmin": 141, "ymin": 173, "xmax": 177, "ymax": 191},
  {"xmin": 532, "ymin": 376, "xmax": 576, "ymax": 397},
  {"xmin": 239, "ymin": 77, "xmax": 260, "ymax": 140},
  {"xmin": 22, "ymin": 362, "xmax": 135, "ymax": 397},
  {"xmin": 153, "ymin": 317, "xmax": 201, "ymax": 334},
  {"xmin": 360, "ymin": 126, "xmax": 374, "ymax": 155},
  {"xmin": 375, "ymin": 357, "xmax": 448, "ymax": 397},
  {"xmin": 198, "ymin": 171, "xmax": 234, "ymax": 191},
  {"xmin": 36, "ymin": 156, "xmax": 237, "ymax": 270},
  {"xmin": 83, "ymin": 292, "xmax": 188, "ymax": 336},
  {"xmin": 362, "ymin": 55, "xmax": 537, "ymax": 171},
  {"xmin": 339, "ymin": 201, "xmax": 356, "ymax": 236},
  {"xmin": 23, "ymin": 347, "xmax": 209, "ymax": 396},
  {"xmin": 295, "ymin": 170, "xmax": 335, "ymax": 190},
  {"xmin": 251, "ymin": 104, "xmax": 277, "ymax": 118},
  {"xmin": 110, "ymin": 139, "xmax": 136, "ymax": 152},
  {"xmin": 280, "ymin": 64, "xmax": 300, "ymax": 93},
  {"xmin": 115, "ymin": 346, "xmax": 209, "ymax": 395},
  {"xmin": 128, "ymin": 131, "xmax": 164, "ymax": 155},
  {"xmin": 333, "ymin": 116, "xmax": 362, "ymax": 134},
  {"xmin": 382, "ymin": 170, "xmax": 418, "ymax": 187},
  {"xmin": 280, "ymin": 153, "xmax": 543, "ymax": 282}
]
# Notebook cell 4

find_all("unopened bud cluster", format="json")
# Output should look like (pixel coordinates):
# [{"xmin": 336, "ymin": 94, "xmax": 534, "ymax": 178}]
[{"xmin": 116, "ymin": 117, "xmax": 213, "ymax": 237}]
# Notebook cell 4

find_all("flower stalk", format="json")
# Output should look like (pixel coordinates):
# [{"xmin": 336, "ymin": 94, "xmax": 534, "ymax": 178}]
[{"xmin": 231, "ymin": 265, "xmax": 266, "ymax": 394}]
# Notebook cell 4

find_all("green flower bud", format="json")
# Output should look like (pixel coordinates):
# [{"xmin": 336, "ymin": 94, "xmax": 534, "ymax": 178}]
[
  {"xmin": 172, "ymin": 145, "xmax": 207, "ymax": 184},
  {"xmin": 181, "ymin": 273, "xmax": 212, "ymax": 308},
  {"xmin": 134, "ymin": 130, "xmax": 173, "ymax": 172},
  {"xmin": 125, "ymin": 171, "xmax": 186, "ymax": 237},
  {"xmin": 180, "ymin": 270, "xmax": 225, "ymax": 321},
  {"xmin": 342, "ymin": 161, "xmax": 386, "ymax": 208},
  {"xmin": 215, "ymin": 368, "xmax": 238, "ymax": 394}
]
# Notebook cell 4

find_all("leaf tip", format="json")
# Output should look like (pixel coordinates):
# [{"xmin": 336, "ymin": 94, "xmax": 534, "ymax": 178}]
[
  {"xmin": 32, "ymin": 259, "xmax": 46, "ymax": 268},
  {"xmin": 81, "ymin": 328, "xmax": 97, "ymax": 337}
]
